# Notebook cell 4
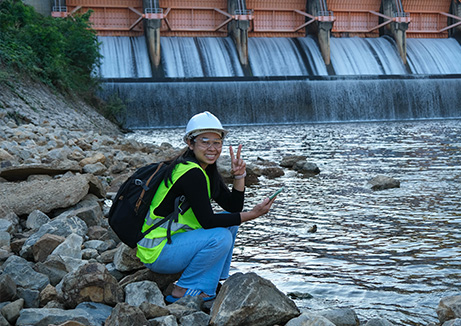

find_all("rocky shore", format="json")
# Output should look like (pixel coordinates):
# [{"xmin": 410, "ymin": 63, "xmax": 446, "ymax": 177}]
[{"xmin": 0, "ymin": 79, "xmax": 460, "ymax": 326}]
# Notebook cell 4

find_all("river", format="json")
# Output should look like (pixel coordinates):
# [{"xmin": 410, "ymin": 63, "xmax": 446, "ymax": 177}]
[{"xmin": 129, "ymin": 118, "xmax": 461, "ymax": 325}]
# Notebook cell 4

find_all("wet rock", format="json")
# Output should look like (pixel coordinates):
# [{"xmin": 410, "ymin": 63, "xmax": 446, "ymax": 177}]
[
  {"xmin": 364, "ymin": 317, "xmax": 395, "ymax": 325},
  {"xmin": 57, "ymin": 262, "xmax": 124, "ymax": 309},
  {"xmin": 210, "ymin": 272, "xmax": 300, "ymax": 326},
  {"xmin": 280, "ymin": 155, "xmax": 307, "ymax": 168},
  {"xmin": 437, "ymin": 295, "xmax": 461, "ymax": 324},
  {"xmin": 369, "ymin": 175, "xmax": 400, "ymax": 191},
  {"xmin": 105, "ymin": 302, "xmax": 148, "ymax": 326},
  {"xmin": 293, "ymin": 161, "xmax": 320, "ymax": 175},
  {"xmin": 285, "ymin": 312, "xmax": 335, "ymax": 326},
  {"xmin": 319, "ymin": 308, "xmax": 360, "ymax": 326}
]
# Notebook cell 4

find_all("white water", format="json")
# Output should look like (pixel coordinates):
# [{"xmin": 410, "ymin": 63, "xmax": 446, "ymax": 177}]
[
  {"xmin": 97, "ymin": 36, "xmax": 152, "ymax": 78},
  {"xmin": 297, "ymin": 36, "xmax": 328, "ymax": 76},
  {"xmin": 330, "ymin": 37, "xmax": 407, "ymax": 75},
  {"xmin": 248, "ymin": 38, "xmax": 308, "ymax": 76},
  {"xmin": 161, "ymin": 37, "xmax": 244, "ymax": 77},
  {"xmin": 407, "ymin": 38, "xmax": 461, "ymax": 74}
]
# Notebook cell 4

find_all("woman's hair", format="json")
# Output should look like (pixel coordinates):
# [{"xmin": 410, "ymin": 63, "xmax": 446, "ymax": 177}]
[{"xmin": 163, "ymin": 145, "xmax": 229, "ymax": 198}]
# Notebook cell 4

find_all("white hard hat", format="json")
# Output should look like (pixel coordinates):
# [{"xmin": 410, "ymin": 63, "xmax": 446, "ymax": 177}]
[{"xmin": 184, "ymin": 111, "xmax": 228, "ymax": 142}]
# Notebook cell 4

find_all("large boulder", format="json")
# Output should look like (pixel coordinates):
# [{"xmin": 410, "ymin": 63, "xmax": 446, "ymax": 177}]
[
  {"xmin": 0, "ymin": 173, "xmax": 105, "ymax": 216},
  {"xmin": 210, "ymin": 272, "xmax": 300, "ymax": 326}
]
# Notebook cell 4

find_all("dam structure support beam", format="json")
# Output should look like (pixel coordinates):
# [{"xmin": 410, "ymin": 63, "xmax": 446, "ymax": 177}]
[
  {"xmin": 306, "ymin": 0, "xmax": 335, "ymax": 68},
  {"xmin": 381, "ymin": 0, "xmax": 410, "ymax": 65},
  {"xmin": 451, "ymin": 0, "xmax": 461, "ymax": 42},
  {"xmin": 228, "ymin": 0, "xmax": 252, "ymax": 70},
  {"xmin": 143, "ymin": 0, "xmax": 163, "ymax": 75}
]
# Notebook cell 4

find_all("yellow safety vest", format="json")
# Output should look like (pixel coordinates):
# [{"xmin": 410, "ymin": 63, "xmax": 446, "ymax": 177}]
[{"xmin": 136, "ymin": 162, "xmax": 211, "ymax": 263}]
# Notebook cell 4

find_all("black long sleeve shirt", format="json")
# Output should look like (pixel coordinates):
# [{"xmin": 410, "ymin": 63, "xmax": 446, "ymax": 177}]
[{"xmin": 153, "ymin": 167, "xmax": 243, "ymax": 228}]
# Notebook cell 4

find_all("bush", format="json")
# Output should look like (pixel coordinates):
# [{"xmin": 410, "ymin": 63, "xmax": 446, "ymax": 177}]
[{"xmin": 0, "ymin": 0, "xmax": 101, "ymax": 93}]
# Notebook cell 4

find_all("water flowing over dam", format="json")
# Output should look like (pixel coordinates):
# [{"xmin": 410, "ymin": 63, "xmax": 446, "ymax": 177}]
[{"xmin": 98, "ymin": 35, "xmax": 461, "ymax": 129}]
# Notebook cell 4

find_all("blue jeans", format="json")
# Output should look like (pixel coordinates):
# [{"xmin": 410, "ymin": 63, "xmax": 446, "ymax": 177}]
[{"xmin": 144, "ymin": 225, "xmax": 239, "ymax": 296}]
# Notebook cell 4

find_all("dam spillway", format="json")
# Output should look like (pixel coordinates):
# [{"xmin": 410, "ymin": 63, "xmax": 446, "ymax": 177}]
[{"xmin": 97, "ymin": 35, "xmax": 461, "ymax": 129}]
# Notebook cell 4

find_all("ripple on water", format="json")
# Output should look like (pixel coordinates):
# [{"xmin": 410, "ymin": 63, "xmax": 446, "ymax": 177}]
[{"xmin": 130, "ymin": 119, "xmax": 461, "ymax": 325}]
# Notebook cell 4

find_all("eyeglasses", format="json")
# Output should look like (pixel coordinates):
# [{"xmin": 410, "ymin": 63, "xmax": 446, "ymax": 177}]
[{"xmin": 194, "ymin": 137, "xmax": 223, "ymax": 149}]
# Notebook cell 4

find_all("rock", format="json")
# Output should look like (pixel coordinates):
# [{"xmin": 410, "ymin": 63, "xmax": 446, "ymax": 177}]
[
  {"xmin": 79, "ymin": 153, "xmax": 106, "ymax": 167},
  {"xmin": 369, "ymin": 175, "xmax": 400, "ymax": 191},
  {"xmin": 0, "ymin": 163, "xmax": 81, "ymax": 181},
  {"xmin": 33, "ymin": 255, "xmax": 68, "ymax": 286},
  {"xmin": 260, "ymin": 166, "xmax": 285, "ymax": 179},
  {"xmin": 437, "ymin": 295, "xmax": 461, "ymax": 324},
  {"xmin": 39, "ymin": 284, "xmax": 58, "ymax": 307},
  {"xmin": 20, "ymin": 215, "xmax": 88, "ymax": 260},
  {"xmin": 125, "ymin": 280, "xmax": 166, "ymax": 307},
  {"xmin": 179, "ymin": 311, "xmax": 210, "ymax": 326},
  {"xmin": 138, "ymin": 301, "xmax": 169, "ymax": 319},
  {"xmin": 83, "ymin": 162, "xmax": 107, "ymax": 175},
  {"xmin": 209, "ymin": 272, "xmax": 300, "ymax": 326},
  {"xmin": 443, "ymin": 319, "xmax": 461, "ymax": 326},
  {"xmin": 16, "ymin": 307, "xmax": 101, "ymax": 326},
  {"xmin": 105, "ymin": 302, "xmax": 149, "ymax": 326},
  {"xmin": 280, "ymin": 155, "xmax": 307, "ymax": 168},
  {"xmin": 113, "ymin": 243, "xmax": 144, "ymax": 272},
  {"xmin": 33, "ymin": 233, "xmax": 66, "ymax": 262},
  {"xmin": 0, "ymin": 298, "xmax": 24, "ymax": 324},
  {"xmin": 293, "ymin": 161, "xmax": 320, "ymax": 175},
  {"xmin": 74, "ymin": 302, "xmax": 113, "ymax": 326},
  {"xmin": 118, "ymin": 268, "xmax": 181, "ymax": 291},
  {"xmin": 150, "ymin": 315, "xmax": 178, "ymax": 326},
  {"xmin": 0, "ymin": 174, "xmax": 103, "ymax": 216},
  {"xmin": 51, "ymin": 233, "xmax": 83, "ymax": 259},
  {"xmin": 0, "ymin": 274, "xmax": 17, "ymax": 302},
  {"xmin": 285, "ymin": 312, "xmax": 336, "ymax": 326},
  {"xmin": 319, "ymin": 308, "xmax": 360, "ymax": 326},
  {"xmin": 2, "ymin": 255, "xmax": 49, "ymax": 291},
  {"xmin": 364, "ymin": 317, "xmax": 395, "ymax": 325},
  {"xmin": 26, "ymin": 210, "xmax": 51, "ymax": 230},
  {"xmin": 57, "ymin": 262, "xmax": 124, "ymax": 308}
]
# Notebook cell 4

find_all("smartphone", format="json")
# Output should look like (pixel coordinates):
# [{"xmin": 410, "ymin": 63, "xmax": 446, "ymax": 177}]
[{"xmin": 269, "ymin": 187, "xmax": 284, "ymax": 200}]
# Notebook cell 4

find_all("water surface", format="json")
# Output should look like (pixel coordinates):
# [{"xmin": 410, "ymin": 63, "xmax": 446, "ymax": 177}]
[{"xmin": 130, "ymin": 119, "xmax": 461, "ymax": 325}]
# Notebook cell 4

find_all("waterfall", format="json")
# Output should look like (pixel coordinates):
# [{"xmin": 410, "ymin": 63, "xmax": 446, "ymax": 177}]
[
  {"xmin": 297, "ymin": 36, "xmax": 328, "ymax": 76},
  {"xmin": 407, "ymin": 38, "xmax": 461, "ymax": 74},
  {"xmin": 97, "ymin": 36, "xmax": 152, "ymax": 78},
  {"xmin": 161, "ymin": 37, "xmax": 244, "ymax": 77},
  {"xmin": 248, "ymin": 38, "xmax": 308, "ymax": 76},
  {"xmin": 100, "ymin": 78, "xmax": 461, "ymax": 128},
  {"xmin": 330, "ymin": 37, "xmax": 407, "ymax": 75}
]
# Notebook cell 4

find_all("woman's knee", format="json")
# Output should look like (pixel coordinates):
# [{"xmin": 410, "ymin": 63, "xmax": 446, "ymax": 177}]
[{"xmin": 207, "ymin": 228, "xmax": 234, "ymax": 251}]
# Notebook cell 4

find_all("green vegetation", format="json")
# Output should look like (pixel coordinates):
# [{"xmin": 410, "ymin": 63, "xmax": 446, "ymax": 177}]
[
  {"xmin": 0, "ymin": 0, "xmax": 101, "ymax": 93},
  {"xmin": 0, "ymin": 0, "xmax": 126, "ymax": 125}
]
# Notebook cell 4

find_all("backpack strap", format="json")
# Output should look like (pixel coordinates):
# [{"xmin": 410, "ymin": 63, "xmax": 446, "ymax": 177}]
[{"xmin": 140, "ymin": 195, "xmax": 189, "ymax": 244}]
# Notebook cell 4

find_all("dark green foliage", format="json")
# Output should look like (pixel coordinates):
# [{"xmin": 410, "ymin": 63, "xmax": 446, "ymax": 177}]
[{"xmin": 0, "ymin": 0, "xmax": 101, "ymax": 93}]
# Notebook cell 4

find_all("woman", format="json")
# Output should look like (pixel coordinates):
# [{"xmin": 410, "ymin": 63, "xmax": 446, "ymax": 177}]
[{"xmin": 136, "ymin": 111, "xmax": 276, "ymax": 303}]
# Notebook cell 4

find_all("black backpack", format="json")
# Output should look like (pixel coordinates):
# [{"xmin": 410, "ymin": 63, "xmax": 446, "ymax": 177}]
[{"xmin": 108, "ymin": 162, "xmax": 189, "ymax": 248}]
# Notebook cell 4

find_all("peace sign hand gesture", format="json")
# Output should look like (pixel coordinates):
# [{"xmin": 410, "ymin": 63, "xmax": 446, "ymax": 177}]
[{"xmin": 229, "ymin": 144, "xmax": 246, "ymax": 178}]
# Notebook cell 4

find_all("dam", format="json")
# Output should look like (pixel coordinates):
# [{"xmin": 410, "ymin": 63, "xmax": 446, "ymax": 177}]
[{"xmin": 45, "ymin": 0, "xmax": 461, "ymax": 128}]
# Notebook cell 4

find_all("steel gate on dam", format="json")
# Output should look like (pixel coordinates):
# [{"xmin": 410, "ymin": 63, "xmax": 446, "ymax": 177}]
[
  {"xmin": 53, "ymin": 0, "xmax": 461, "ymax": 38},
  {"xmin": 51, "ymin": 0, "xmax": 461, "ymax": 66}
]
